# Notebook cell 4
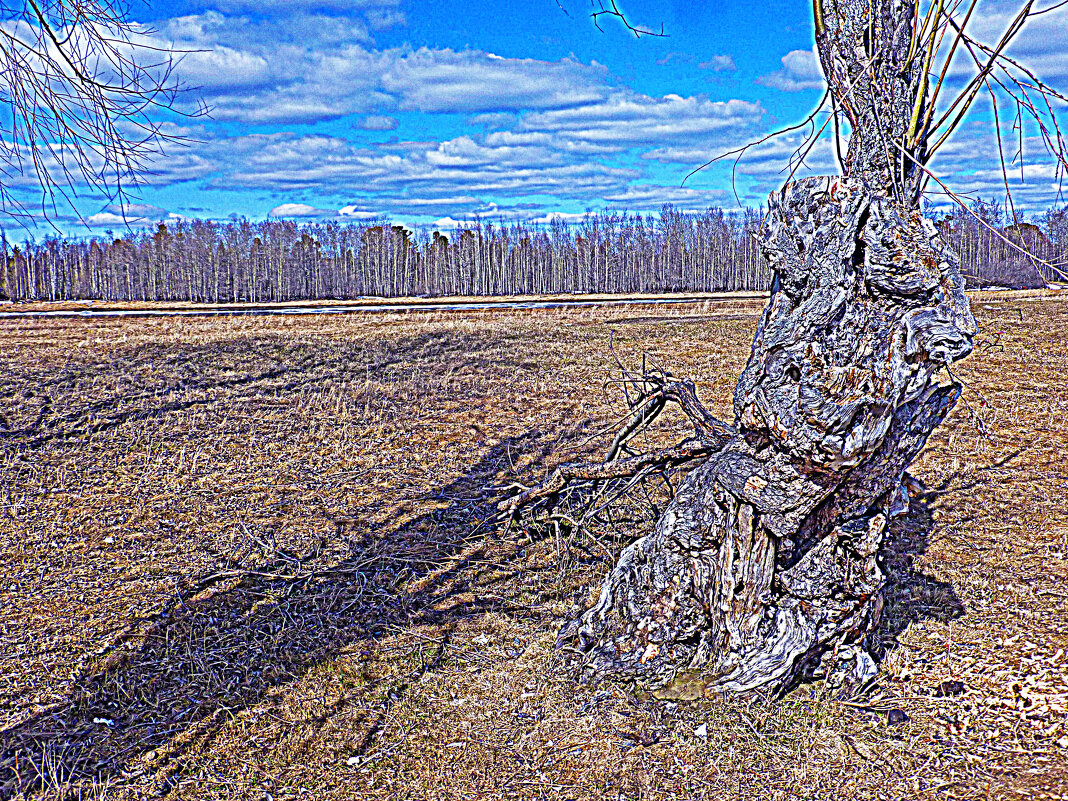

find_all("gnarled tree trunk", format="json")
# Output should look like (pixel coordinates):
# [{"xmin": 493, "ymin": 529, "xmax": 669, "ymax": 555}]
[{"xmin": 557, "ymin": 0, "xmax": 977, "ymax": 696}]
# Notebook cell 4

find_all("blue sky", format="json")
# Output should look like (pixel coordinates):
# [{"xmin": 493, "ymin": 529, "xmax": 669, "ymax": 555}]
[{"xmin": 11, "ymin": 0, "xmax": 1068, "ymax": 233}]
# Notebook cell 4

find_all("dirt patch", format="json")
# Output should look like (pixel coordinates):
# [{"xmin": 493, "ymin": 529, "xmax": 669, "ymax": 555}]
[{"xmin": 1, "ymin": 299, "xmax": 1066, "ymax": 800}]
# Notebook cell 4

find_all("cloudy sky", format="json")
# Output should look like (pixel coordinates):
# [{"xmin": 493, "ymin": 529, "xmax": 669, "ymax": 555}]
[{"xmin": 13, "ymin": 0, "xmax": 1068, "ymax": 232}]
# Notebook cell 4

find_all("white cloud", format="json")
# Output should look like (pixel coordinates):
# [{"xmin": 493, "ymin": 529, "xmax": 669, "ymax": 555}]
[
  {"xmin": 157, "ymin": 16, "xmax": 621, "ymax": 124},
  {"xmin": 757, "ymin": 47, "xmax": 825, "ymax": 92},
  {"xmin": 219, "ymin": 97, "xmax": 366, "ymax": 125},
  {"xmin": 528, "ymin": 211, "xmax": 595, "ymax": 224},
  {"xmin": 61, "ymin": 14, "xmax": 776, "ymax": 219},
  {"xmin": 207, "ymin": 0, "xmax": 402, "ymax": 15},
  {"xmin": 84, "ymin": 212, "xmax": 145, "ymax": 226},
  {"xmin": 268, "ymin": 203, "xmax": 337, "ymax": 219},
  {"xmin": 961, "ymin": 4, "xmax": 1068, "ymax": 83},
  {"xmin": 352, "ymin": 196, "xmax": 483, "ymax": 210},
  {"xmin": 601, "ymin": 184, "xmax": 731, "ymax": 209},
  {"xmin": 337, "ymin": 205, "xmax": 384, "ymax": 219},
  {"xmin": 520, "ymin": 93, "xmax": 764, "ymax": 146},
  {"xmin": 431, "ymin": 216, "xmax": 482, "ymax": 229},
  {"xmin": 84, "ymin": 203, "xmax": 174, "ymax": 227},
  {"xmin": 643, "ymin": 131, "xmax": 842, "ymax": 205},
  {"xmin": 700, "ymin": 55, "xmax": 736, "ymax": 72},
  {"xmin": 157, "ymin": 12, "xmax": 388, "ymax": 122},
  {"xmin": 732, "ymin": 133, "xmax": 839, "ymax": 176},
  {"xmin": 201, "ymin": 130, "xmax": 642, "ymax": 204},
  {"xmin": 921, "ymin": 122, "xmax": 1068, "ymax": 211},
  {"xmin": 424, "ymin": 135, "xmax": 561, "ymax": 168},
  {"xmin": 382, "ymin": 49, "xmax": 613, "ymax": 113},
  {"xmin": 142, "ymin": 148, "xmax": 221, "ymax": 185},
  {"xmin": 173, "ymin": 45, "xmax": 273, "ymax": 90},
  {"xmin": 14, "ymin": 0, "xmax": 1068, "ymax": 233},
  {"xmin": 358, "ymin": 115, "xmax": 398, "ymax": 131}
]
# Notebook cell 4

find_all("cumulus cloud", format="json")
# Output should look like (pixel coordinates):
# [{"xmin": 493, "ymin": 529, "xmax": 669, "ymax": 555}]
[
  {"xmin": 199, "ymin": 130, "xmax": 643, "ymax": 204},
  {"xmin": 430, "ymin": 216, "xmax": 483, "ymax": 229},
  {"xmin": 602, "ymin": 184, "xmax": 731, "ymax": 209},
  {"xmin": 712, "ymin": 133, "xmax": 840, "ymax": 201},
  {"xmin": 350, "ymin": 196, "xmax": 483, "ymax": 211},
  {"xmin": 265, "ymin": 203, "xmax": 392, "ymax": 223},
  {"xmin": 642, "ymin": 132, "xmax": 841, "ymax": 207},
  {"xmin": 142, "ymin": 147, "xmax": 225, "ymax": 185},
  {"xmin": 208, "ymin": 0, "xmax": 402, "ymax": 15},
  {"xmin": 154, "ymin": 7, "xmax": 759, "ymax": 144},
  {"xmin": 921, "ymin": 122, "xmax": 1068, "ymax": 211},
  {"xmin": 424, "ymin": 135, "xmax": 562, "ymax": 168},
  {"xmin": 757, "ymin": 47, "xmax": 825, "ymax": 92},
  {"xmin": 528, "ymin": 211, "xmax": 596, "ymax": 225},
  {"xmin": 157, "ymin": 12, "xmax": 389, "ymax": 122},
  {"xmin": 957, "ymin": 4, "xmax": 1068, "ymax": 83},
  {"xmin": 17, "ymin": 0, "xmax": 1068, "ymax": 234},
  {"xmin": 157, "ymin": 15, "xmax": 621, "ymax": 124},
  {"xmin": 78, "ymin": 27, "xmax": 773, "ymax": 220},
  {"xmin": 173, "ymin": 44, "xmax": 273, "ymax": 90}
]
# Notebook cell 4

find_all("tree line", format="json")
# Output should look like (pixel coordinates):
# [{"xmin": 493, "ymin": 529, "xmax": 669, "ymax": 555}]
[
  {"xmin": 936, "ymin": 198, "xmax": 1068, "ymax": 288},
  {"xmin": 1, "ymin": 201, "xmax": 1064, "ymax": 303}
]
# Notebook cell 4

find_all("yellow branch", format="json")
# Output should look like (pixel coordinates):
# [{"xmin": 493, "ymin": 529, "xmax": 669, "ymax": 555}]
[{"xmin": 906, "ymin": 0, "xmax": 943, "ymax": 147}]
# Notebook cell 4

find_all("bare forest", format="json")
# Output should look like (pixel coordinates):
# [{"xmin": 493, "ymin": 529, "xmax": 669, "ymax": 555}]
[{"xmin": 2, "ymin": 200, "xmax": 1064, "ymax": 303}]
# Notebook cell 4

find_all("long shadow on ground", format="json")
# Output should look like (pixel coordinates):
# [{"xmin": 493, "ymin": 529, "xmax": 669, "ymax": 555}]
[
  {"xmin": 0, "ymin": 328, "xmax": 530, "ymax": 454},
  {"xmin": 0, "ymin": 327, "xmax": 575, "ymax": 798},
  {"xmin": 0, "ymin": 429, "xmax": 564, "ymax": 798}
]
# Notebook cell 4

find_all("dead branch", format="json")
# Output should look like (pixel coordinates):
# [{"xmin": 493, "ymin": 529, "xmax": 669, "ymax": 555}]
[{"xmin": 496, "ymin": 358, "xmax": 734, "ymax": 535}]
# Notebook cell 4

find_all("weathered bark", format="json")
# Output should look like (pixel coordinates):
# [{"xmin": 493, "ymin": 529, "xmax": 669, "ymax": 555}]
[
  {"xmin": 814, "ymin": 0, "xmax": 930, "ymax": 199},
  {"xmin": 556, "ymin": 1, "xmax": 978, "ymax": 695}
]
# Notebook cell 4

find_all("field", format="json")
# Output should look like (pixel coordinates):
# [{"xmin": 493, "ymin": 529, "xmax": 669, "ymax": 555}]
[{"xmin": 1, "ymin": 293, "xmax": 1067, "ymax": 800}]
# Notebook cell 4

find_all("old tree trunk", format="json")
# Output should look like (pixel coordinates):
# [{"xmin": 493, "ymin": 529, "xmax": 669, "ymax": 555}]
[{"xmin": 556, "ymin": 0, "xmax": 977, "ymax": 695}]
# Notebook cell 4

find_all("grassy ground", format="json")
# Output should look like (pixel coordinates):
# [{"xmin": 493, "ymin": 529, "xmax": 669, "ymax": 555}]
[{"xmin": 1, "ymin": 295, "xmax": 1066, "ymax": 800}]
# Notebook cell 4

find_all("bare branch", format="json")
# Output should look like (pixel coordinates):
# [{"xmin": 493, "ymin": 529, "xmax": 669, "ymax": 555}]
[
  {"xmin": 0, "ymin": 0, "xmax": 207, "ymax": 227},
  {"xmin": 588, "ymin": 0, "xmax": 665, "ymax": 37}
]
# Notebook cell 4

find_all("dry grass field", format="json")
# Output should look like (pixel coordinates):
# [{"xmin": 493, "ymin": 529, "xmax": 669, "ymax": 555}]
[{"xmin": 1, "ymin": 293, "xmax": 1067, "ymax": 800}]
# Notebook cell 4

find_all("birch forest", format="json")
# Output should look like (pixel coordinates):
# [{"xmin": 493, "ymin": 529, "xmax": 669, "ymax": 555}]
[{"xmin": 1, "ymin": 201, "xmax": 1064, "ymax": 302}]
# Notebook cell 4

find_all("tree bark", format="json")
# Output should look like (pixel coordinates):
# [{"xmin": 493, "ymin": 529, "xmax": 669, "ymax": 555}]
[{"xmin": 557, "ymin": 0, "xmax": 978, "ymax": 696}]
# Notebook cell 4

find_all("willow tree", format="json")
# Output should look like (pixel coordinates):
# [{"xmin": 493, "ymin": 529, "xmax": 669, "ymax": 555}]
[{"xmin": 507, "ymin": 0, "xmax": 1068, "ymax": 695}]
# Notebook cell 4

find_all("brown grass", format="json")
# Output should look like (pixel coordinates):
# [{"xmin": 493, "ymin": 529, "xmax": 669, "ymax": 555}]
[
  {"xmin": 1, "ymin": 295, "xmax": 1066, "ymax": 800},
  {"xmin": 0, "ymin": 291, "xmax": 769, "ymax": 316}
]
